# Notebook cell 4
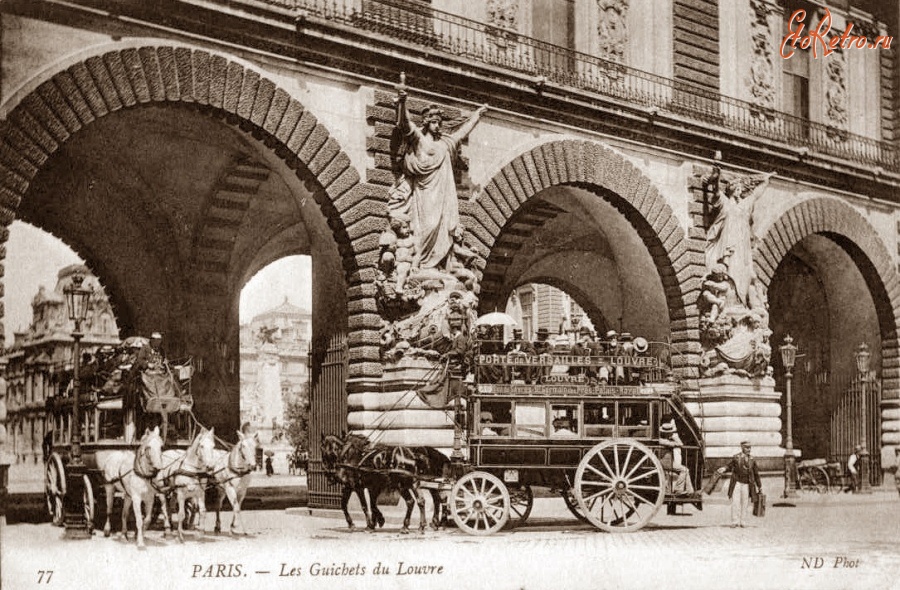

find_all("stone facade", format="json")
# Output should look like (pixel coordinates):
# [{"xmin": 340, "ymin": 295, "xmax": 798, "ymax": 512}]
[
  {"xmin": 0, "ymin": 0, "xmax": 897, "ymax": 497},
  {"xmin": 0, "ymin": 265, "xmax": 119, "ymax": 465}
]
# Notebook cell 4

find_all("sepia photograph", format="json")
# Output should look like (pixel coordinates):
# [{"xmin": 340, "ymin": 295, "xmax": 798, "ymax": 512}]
[{"xmin": 0, "ymin": 1, "xmax": 898, "ymax": 589}]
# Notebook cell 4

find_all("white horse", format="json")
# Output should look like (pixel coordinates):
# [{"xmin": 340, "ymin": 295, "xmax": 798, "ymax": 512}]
[
  {"xmin": 154, "ymin": 427, "xmax": 216, "ymax": 542},
  {"xmin": 209, "ymin": 428, "xmax": 259, "ymax": 535},
  {"xmin": 102, "ymin": 426, "xmax": 164, "ymax": 549}
]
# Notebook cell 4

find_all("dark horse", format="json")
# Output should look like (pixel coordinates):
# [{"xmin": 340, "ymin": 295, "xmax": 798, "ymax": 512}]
[{"xmin": 320, "ymin": 433, "xmax": 449, "ymax": 534}]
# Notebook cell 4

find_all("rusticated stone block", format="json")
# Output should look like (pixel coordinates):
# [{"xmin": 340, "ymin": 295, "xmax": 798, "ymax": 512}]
[
  {"xmin": 348, "ymin": 361, "xmax": 384, "ymax": 379},
  {"xmin": 341, "ymin": 199, "xmax": 383, "ymax": 227},
  {"xmin": 348, "ymin": 314, "xmax": 383, "ymax": 331},
  {"xmin": 236, "ymin": 69, "xmax": 260, "ymax": 120},
  {"xmin": 36, "ymin": 80, "xmax": 83, "ymax": 135},
  {"xmin": 298, "ymin": 124, "xmax": 330, "ymax": 164},
  {"xmin": 80, "ymin": 55, "xmax": 121, "ymax": 114},
  {"xmin": 103, "ymin": 52, "xmax": 138, "ymax": 108},
  {"xmin": 348, "ymin": 345, "xmax": 382, "ymax": 362},
  {"xmin": 118, "ymin": 48, "xmax": 152, "ymax": 104},
  {"xmin": 263, "ymin": 87, "xmax": 289, "ymax": 135},
  {"xmin": 287, "ymin": 110, "xmax": 317, "ymax": 154},
  {"xmin": 348, "ymin": 283, "xmax": 378, "ymax": 300},
  {"xmin": 366, "ymin": 168, "xmax": 394, "ymax": 186},
  {"xmin": 172, "ymin": 47, "xmax": 194, "ymax": 103},
  {"xmin": 365, "ymin": 105, "xmax": 395, "ymax": 123}
]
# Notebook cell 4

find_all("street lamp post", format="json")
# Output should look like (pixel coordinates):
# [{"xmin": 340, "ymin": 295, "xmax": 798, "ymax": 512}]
[
  {"xmin": 780, "ymin": 335, "xmax": 798, "ymax": 499},
  {"xmin": 855, "ymin": 343, "xmax": 873, "ymax": 495},
  {"xmin": 62, "ymin": 272, "xmax": 94, "ymax": 539}
]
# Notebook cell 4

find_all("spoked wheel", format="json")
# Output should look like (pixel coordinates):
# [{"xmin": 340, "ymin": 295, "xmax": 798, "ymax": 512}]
[
  {"xmin": 574, "ymin": 439, "xmax": 665, "ymax": 532},
  {"xmin": 799, "ymin": 466, "xmax": 829, "ymax": 494},
  {"xmin": 505, "ymin": 485, "xmax": 534, "ymax": 528},
  {"xmin": 450, "ymin": 471, "xmax": 510, "ymax": 536},
  {"xmin": 45, "ymin": 454, "xmax": 66, "ymax": 527},
  {"xmin": 561, "ymin": 487, "xmax": 591, "ymax": 524},
  {"xmin": 82, "ymin": 474, "xmax": 95, "ymax": 534}
]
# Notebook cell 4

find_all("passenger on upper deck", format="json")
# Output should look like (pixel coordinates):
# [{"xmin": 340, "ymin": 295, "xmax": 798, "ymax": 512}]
[{"xmin": 506, "ymin": 329, "xmax": 535, "ymax": 383}]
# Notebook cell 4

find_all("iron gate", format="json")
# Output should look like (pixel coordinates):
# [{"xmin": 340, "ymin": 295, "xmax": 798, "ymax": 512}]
[
  {"xmin": 830, "ymin": 373, "xmax": 882, "ymax": 486},
  {"xmin": 308, "ymin": 331, "xmax": 347, "ymax": 509}
]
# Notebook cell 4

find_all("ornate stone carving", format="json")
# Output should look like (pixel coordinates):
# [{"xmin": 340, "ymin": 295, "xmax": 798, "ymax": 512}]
[
  {"xmin": 596, "ymin": 0, "xmax": 629, "ymax": 63},
  {"xmin": 487, "ymin": 0, "xmax": 518, "ymax": 32},
  {"xmin": 747, "ymin": 0, "xmax": 775, "ymax": 115},
  {"xmin": 825, "ymin": 49, "xmax": 848, "ymax": 128},
  {"xmin": 697, "ymin": 166, "xmax": 774, "ymax": 379},
  {"xmin": 376, "ymin": 75, "xmax": 485, "ymax": 361}
]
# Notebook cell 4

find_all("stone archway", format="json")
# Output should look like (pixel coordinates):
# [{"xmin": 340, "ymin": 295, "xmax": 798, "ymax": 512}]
[
  {"xmin": 464, "ymin": 138, "xmax": 703, "ymax": 381},
  {"xmin": 754, "ymin": 197, "xmax": 900, "ymax": 463},
  {"xmin": 755, "ymin": 197, "xmax": 900, "ymax": 393},
  {"xmin": 0, "ymin": 44, "xmax": 383, "ymax": 449}
]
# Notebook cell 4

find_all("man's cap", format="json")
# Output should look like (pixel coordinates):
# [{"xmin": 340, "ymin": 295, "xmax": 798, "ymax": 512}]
[
  {"xmin": 150, "ymin": 332, "xmax": 163, "ymax": 340},
  {"xmin": 553, "ymin": 416, "xmax": 571, "ymax": 426},
  {"xmin": 579, "ymin": 326, "xmax": 592, "ymax": 335},
  {"xmin": 605, "ymin": 330, "xmax": 618, "ymax": 339},
  {"xmin": 854, "ymin": 444, "xmax": 863, "ymax": 451},
  {"xmin": 98, "ymin": 345, "xmax": 115, "ymax": 353},
  {"xmin": 740, "ymin": 441, "xmax": 751, "ymax": 447},
  {"xmin": 480, "ymin": 412, "xmax": 493, "ymax": 422},
  {"xmin": 536, "ymin": 327, "xmax": 550, "ymax": 335},
  {"xmin": 660, "ymin": 421, "xmax": 676, "ymax": 434},
  {"xmin": 620, "ymin": 332, "xmax": 633, "ymax": 341},
  {"xmin": 513, "ymin": 328, "xmax": 523, "ymax": 336}
]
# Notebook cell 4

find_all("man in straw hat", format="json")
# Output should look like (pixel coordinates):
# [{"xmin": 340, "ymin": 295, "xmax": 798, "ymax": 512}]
[
  {"xmin": 716, "ymin": 441, "xmax": 762, "ymax": 527},
  {"xmin": 659, "ymin": 420, "xmax": 695, "ymax": 496}
]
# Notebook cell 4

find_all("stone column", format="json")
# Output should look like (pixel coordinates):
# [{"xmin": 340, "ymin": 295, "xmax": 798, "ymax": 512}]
[{"xmin": 686, "ymin": 375, "xmax": 784, "ymax": 471}]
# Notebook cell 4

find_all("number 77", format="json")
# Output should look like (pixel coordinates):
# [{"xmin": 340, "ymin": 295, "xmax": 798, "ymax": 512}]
[{"xmin": 38, "ymin": 570, "xmax": 54, "ymax": 583}]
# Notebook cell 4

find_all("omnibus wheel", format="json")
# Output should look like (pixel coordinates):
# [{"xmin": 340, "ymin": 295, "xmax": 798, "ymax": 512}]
[
  {"xmin": 574, "ymin": 439, "xmax": 665, "ymax": 533},
  {"xmin": 505, "ymin": 484, "xmax": 533, "ymax": 528},
  {"xmin": 800, "ymin": 466, "xmax": 828, "ymax": 494},
  {"xmin": 82, "ymin": 474, "xmax": 95, "ymax": 534},
  {"xmin": 450, "ymin": 471, "xmax": 509, "ymax": 535},
  {"xmin": 44, "ymin": 454, "xmax": 66, "ymax": 526},
  {"xmin": 561, "ymin": 487, "xmax": 591, "ymax": 524}
]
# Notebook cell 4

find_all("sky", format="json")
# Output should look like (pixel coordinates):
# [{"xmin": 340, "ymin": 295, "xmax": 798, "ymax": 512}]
[{"xmin": 3, "ymin": 221, "xmax": 311, "ymax": 342}]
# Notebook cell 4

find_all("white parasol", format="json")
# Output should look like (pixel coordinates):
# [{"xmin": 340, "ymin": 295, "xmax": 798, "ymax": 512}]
[{"xmin": 474, "ymin": 312, "xmax": 518, "ymax": 327}]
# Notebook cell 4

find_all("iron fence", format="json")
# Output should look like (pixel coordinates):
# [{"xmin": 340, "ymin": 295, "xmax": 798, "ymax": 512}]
[{"xmin": 831, "ymin": 372, "xmax": 882, "ymax": 486}]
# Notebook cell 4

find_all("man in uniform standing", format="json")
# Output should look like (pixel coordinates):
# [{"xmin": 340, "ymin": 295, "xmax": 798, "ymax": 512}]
[{"xmin": 717, "ymin": 441, "xmax": 762, "ymax": 527}]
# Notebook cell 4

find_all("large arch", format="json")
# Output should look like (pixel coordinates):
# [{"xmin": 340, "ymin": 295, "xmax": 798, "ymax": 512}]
[
  {"xmin": 0, "ymin": 43, "xmax": 384, "ymax": 445},
  {"xmin": 465, "ymin": 138, "xmax": 704, "ymax": 379},
  {"xmin": 754, "ymin": 197, "xmax": 900, "ymax": 397}
]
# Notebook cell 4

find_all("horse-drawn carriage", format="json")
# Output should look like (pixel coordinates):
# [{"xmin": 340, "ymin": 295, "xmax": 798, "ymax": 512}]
[
  {"xmin": 322, "ymin": 337, "xmax": 706, "ymax": 536},
  {"xmin": 43, "ymin": 338, "xmax": 196, "ymax": 532}
]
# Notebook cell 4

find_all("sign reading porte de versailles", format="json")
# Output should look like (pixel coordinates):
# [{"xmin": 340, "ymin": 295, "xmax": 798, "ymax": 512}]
[{"xmin": 475, "ymin": 355, "xmax": 661, "ymax": 367}]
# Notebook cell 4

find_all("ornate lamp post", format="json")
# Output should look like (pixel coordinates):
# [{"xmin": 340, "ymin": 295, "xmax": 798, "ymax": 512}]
[
  {"xmin": 779, "ymin": 335, "xmax": 798, "ymax": 499},
  {"xmin": 62, "ymin": 272, "xmax": 94, "ymax": 539},
  {"xmin": 854, "ymin": 343, "xmax": 873, "ymax": 494}
]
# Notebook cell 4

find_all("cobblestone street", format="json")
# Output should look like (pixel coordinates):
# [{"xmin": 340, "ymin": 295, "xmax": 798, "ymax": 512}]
[{"xmin": 3, "ymin": 486, "xmax": 898, "ymax": 590}]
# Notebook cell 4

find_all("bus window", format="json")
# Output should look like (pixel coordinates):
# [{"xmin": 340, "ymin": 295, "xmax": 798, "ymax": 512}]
[
  {"xmin": 99, "ymin": 409, "xmax": 124, "ymax": 440},
  {"xmin": 618, "ymin": 402, "xmax": 650, "ymax": 437},
  {"xmin": 584, "ymin": 403, "xmax": 615, "ymax": 438},
  {"xmin": 550, "ymin": 404, "xmax": 579, "ymax": 437},
  {"xmin": 514, "ymin": 402, "xmax": 546, "ymax": 438},
  {"xmin": 480, "ymin": 400, "xmax": 512, "ymax": 436}
]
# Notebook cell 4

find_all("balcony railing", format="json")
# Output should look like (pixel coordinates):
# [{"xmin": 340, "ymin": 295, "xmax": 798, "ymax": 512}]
[{"xmin": 230, "ymin": 0, "xmax": 899, "ymax": 173}]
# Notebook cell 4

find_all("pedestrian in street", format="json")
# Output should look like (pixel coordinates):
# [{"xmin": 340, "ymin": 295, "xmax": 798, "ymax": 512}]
[
  {"xmin": 265, "ymin": 455, "xmax": 274, "ymax": 477},
  {"xmin": 844, "ymin": 444, "xmax": 862, "ymax": 493},
  {"xmin": 716, "ymin": 441, "xmax": 761, "ymax": 528}
]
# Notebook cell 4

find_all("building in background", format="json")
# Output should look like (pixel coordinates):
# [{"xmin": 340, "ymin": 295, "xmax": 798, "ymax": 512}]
[
  {"xmin": 240, "ymin": 298, "xmax": 311, "ymax": 471},
  {"xmin": 0, "ymin": 265, "xmax": 118, "ymax": 465}
]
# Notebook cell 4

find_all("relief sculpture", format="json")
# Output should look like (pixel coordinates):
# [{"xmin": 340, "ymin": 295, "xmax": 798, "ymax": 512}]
[
  {"xmin": 698, "ymin": 166, "xmax": 774, "ymax": 379},
  {"xmin": 376, "ymin": 75, "xmax": 486, "ymax": 360}
]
